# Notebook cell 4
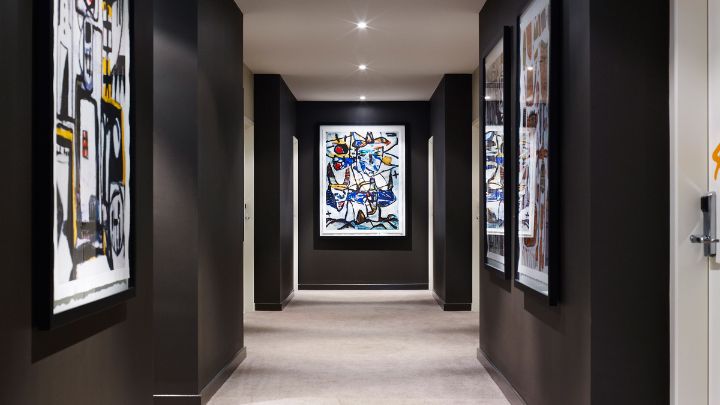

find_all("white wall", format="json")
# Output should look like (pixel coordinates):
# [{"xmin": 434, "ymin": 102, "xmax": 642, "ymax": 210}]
[
  {"xmin": 472, "ymin": 67, "xmax": 480, "ymax": 124},
  {"xmin": 243, "ymin": 64, "xmax": 254, "ymax": 122}
]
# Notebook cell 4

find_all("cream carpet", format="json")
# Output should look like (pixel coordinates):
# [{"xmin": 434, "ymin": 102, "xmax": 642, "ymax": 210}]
[{"xmin": 209, "ymin": 290, "xmax": 510, "ymax": 405}]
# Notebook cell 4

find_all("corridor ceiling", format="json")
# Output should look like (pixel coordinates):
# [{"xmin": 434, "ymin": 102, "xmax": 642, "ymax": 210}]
[{"xmin": 235, "ymin": 0, "xmax": 485, "ymax": 101}]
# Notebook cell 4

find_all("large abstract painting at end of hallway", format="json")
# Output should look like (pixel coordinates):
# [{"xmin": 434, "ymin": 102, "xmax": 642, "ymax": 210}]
[
  {"xmin": 51, "ymin": 0, "xmax": 132, "ymax": 314},
  {"xmin": 517, "ymin": 0, "xmax": 551, "ymax": 294},
  {"xmin": 320, "ymin": 125, "xmax": 406, "ymax": 237}
]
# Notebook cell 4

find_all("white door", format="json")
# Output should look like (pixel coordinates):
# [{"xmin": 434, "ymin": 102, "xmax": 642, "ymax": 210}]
[
  {"xmin": 243, "ymin": 119, "xmax": 255, "ymax": 312},
  {"xmin": 428, "ymin": 137, "xmax": 434, "ymax": 291},
  {"xmin": 293, "ymin": 136, "xmax": 299, "ymax": 291},
  {"xmin": 471, "ymin": 120, "xmax": 481, "ymax": 312},
  {"xmin": 672, "ymin": 0, "xmax": 720, "ymax": 403},
  {"xmin": 710, "ymin": 0, "xmax": 720, "ymax": 401}
]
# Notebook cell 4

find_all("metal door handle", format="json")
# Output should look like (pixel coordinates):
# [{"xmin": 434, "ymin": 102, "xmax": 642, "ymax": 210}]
[
  {"xmin": 690, "ymin": 235, "xmax": 720, "ymax": 244},
  {"xmin": 693, "ymin": 192, "xmax": 718, "ymax": 257}
]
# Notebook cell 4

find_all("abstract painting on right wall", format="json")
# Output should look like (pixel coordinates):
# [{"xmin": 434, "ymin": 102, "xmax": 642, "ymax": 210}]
[
  {"xmin": 516, "ymin": 0, "xmax": 558, "ymax": 303},
  {"xmin": 483, "ymin": 27, "xmax": 512, "ymax": 279}
]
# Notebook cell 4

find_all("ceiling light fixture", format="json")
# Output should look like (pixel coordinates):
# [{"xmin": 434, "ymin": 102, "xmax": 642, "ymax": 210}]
[
  {"xmin": 358, "ymin": 64, "xmax": 367, "ymax": 71},
  {"xmin": 357, "ymin": 21, "xmax": 368, "ymax": 29},
  {"xmin": 360, "ymin": 95, "xmax": 367, "ymax": 101}
]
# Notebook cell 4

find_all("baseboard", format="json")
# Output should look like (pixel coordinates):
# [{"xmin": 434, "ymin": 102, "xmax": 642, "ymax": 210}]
[
  {"xmin": 153, "ymin": 395, "xmax": 200, "ymax": 405},
  {"xmin": 200, "ymin": 347, "xmax": 247, "ymax": 404},
  {"xmin": 431, "ymin": 290, "xmax": 471, "ymax": 311},
  {"xmin": 154, "ymin": 347, "xmax": 247, "ymax": 405},
  {"xmin": 255, "ymin": 290, "xmax": 295, "ymax": 311},
  {"xmin": 299, "ymin": 283, "xmax": 429, "ymax": 290},
  {"xmin": 477, "ymin": 347, "xmax": 526, "ymax": 405}
]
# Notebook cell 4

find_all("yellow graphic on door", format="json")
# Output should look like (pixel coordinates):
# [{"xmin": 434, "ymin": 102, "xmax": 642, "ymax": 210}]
[{"xmin": 713, "ymin": 143, "xmax": 720, "ymax": 180}]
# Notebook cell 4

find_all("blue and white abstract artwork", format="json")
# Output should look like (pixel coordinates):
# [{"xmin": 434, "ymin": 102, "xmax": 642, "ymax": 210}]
[{"xmin": 320, "ymin": 125, "xmax": 406, "ymax": 237}]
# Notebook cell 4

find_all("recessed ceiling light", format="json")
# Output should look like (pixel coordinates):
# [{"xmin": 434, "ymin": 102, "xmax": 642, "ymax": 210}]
[
  {"xmin": 360, "ymin": 95, "xmax": 367, "ymax": 101},
  {"xmin": 357, "ymin": 21, "xmax": 368, "ymax": 29},
  {"xmin": 484, "ymin": 96, "xmax": 492, "ymax": 101},
  {"xmin": 358, "ymin": 64, "xmax": 367, "ymax": 71}
]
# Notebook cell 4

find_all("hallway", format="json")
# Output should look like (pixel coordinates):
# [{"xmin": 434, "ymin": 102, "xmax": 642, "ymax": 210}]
[{"xmin": 210, "ymin": 291, "xmax": 509, "ymax": 404}]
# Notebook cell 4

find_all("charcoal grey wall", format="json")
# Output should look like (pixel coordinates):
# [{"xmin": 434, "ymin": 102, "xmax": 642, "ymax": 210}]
[
  {"xmin": 0, "ymin": 1, "xmax": 155, "ymax": 404},
  {"xmin": 588, "ymin": 0, "xmax": 669, "ymax": 403},
  {"xmin": 431, "ymin": 75, "xmax": 473, "ymax": 310},
  {"xmin": 296, "ymin": 102, "xmax": 429, "ymax": 289},
  {"xmin": 478, "ymin": 1, "xmax": 592, "ymax": 403},
  {"xmin": 254, "ymin": 75, "xmax": 296, "ymax": 309},
  {"xmin": 477, "ymin": 0, "xmax": 668, "ymax": 404},
  {"xmin": 198, "ymin": 0, "xmax": 245, "ymax": 391},
  {"xmin": 154, "ymin": 0, "xmax": 200, "ymax": 395},
  {"xmin": 154, "ymin": 0, "xmax": 245, "ymax": 402}
]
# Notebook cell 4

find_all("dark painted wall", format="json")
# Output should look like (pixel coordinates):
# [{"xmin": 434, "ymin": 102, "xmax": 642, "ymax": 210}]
[
  {"xmin": 478, "ymin": 0, "xmax": 668, "ymax": 404},
  {"xmin": 478, "ymin": 1, "xmax": 591, "ymax": 404},
  {"xmin": 154, "ymin": 0, "xmax": 244, "ymax": 399},
  {"xmin": 154, "ymin": 0, "xmax": 200, "ymax": 394},
  {"xmin": 431, "ymin": 84, "xmax": 447, "ymax": 297},
  {"xmin": 588, "ymin": 0, "xmax": 669, "ymax": 403},
  {"xmin": 296, "ymin": 102, "xmax": 430, "ymax": 287},
  {"xmin": 278, "ymin": 81, "xmax": 297, "ymax": 300},
  {"xmin": 0, "ymin": 1, "xmax": 155, "ymax": 404},
  {"xmin": 198, "ymin": 0, "xmax": 245, "ymax": 389},
  {"xmin": 254, "ymin": 75, "xmax": 296, "ymax": 307},
  {"xmin": 431, "ymin": 76, "xmax": 473, "ymax": 308}
]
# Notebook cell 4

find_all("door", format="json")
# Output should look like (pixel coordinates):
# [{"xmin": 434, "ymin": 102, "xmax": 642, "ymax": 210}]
[
  {"xmin": 293, "ymin": 136, "xmax": 299, "ymax": 291},
  {"xmin": 472, "ymin": 120, "xmax": 481, "ymax": 312},
  {"xmin": 672, "ymin": 0, "xmax": 716, "ymax": 403},
  {"xmin": 243, "ymin": 119, "xmax": 255, "ymax": 312},
  {"xmin": 429, "ymin": 137, "xmax": 434, "ymax": 291}
]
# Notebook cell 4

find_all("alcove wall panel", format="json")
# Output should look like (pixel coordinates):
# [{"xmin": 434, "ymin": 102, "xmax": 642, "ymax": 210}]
[{"xmin": 297, "ymin": 102, "xmax": 429, "ymax": 288}]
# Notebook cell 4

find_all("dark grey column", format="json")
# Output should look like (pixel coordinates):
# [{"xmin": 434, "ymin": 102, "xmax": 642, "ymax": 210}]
[
  {"xmin": 253, "ymin": 74, "xmax": 296, "ymax": 310},
  {"xmin": 431, "ymin": 74, "xmax": 473, "ymax": 311},
  {"xmin": 154, "ymin": 0, "xmax": 245, "ymax": 403}
]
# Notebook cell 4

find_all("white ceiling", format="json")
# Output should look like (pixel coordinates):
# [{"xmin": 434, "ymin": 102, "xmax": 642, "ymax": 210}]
[{"xmin": 236, "ymin": 0, "xmax": 485, "ymax": 101}]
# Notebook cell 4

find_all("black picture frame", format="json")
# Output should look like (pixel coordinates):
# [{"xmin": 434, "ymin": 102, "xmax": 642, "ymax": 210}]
[
  {"xmin": 514, "ymin": 0, "xmax": 561, "ymax": 305},
  {"xmin": 481, "ymin": 27, "xmax": 513, "ymax": 280},
  {"xmin": 32, "ymin": 0, "xmax": 137, "ymax": 330},
  {"xmin": 316, "ymin": 123, "xmax": 410, "ymax": 242}
]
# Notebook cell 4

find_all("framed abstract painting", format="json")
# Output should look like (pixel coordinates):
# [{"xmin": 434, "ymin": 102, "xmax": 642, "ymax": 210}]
[
  {"xmin": 515, "ymin": 0, "xmax": 560, "ymax": 304},
  {"xmin": 34, "ymin": 0, "xmax": 135, "ymax": 329},
  {"xmin": 482, "ymin": 27, "xmax": 513, "ymax": 279},
  {"xmin": 320, "ymin": 125, "xmax": 406, "ymax": 237}
]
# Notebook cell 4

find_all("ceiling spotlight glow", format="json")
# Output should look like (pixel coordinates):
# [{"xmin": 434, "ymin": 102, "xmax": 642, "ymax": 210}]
[
  {"xmin": 484, "ymin": 96, "xmax": 492, "ymax": 101},
  {"xmin": 357, "ymin": 21, "xmax": 368, "ymax": 29},
  {"xmin": 360, "ymin": 95, "xmax": 367, "ymax": 101},
  {"xmin": 527, "ymin": 66, "xmax": 534, "ymax": 71},
  {"xmin": 358, "ymin": 64, "xmax": 367, "ymax": 71}
]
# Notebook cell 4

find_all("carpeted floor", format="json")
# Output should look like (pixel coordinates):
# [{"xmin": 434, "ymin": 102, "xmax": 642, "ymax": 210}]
[{"xmin": 209, "ymin": 290, "xmax": 510, "ymax": 405}]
